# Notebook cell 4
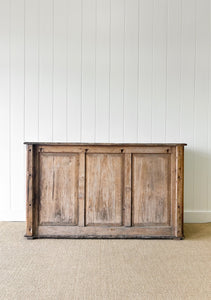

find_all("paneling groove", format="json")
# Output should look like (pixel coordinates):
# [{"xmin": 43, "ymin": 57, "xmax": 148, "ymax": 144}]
[
  {"xmin": 53, "ymin": 0, "xmax": 67, "ymax": 141},
  {"xmin": 95, "ymin": 0, "xmax": 110, "ymax": 142},
  {"xmin": 180, "ymin": 0, "xmax": 195, "ymax": 212},
  {"xmin": 208, "ymin": 0, "xmax": 211, "ymax": 212},
  {"xmin": 193, "ymin": 0, "xmax": 209, "ymax": 211},
  {"xmin": 39, "ymin": 0, "xmax": 53, "ymax": 142},
  {"xmin": 151, "ymin": 0, "xmax": 168, "ymax": 142},
  {"xmin": 109, "ymin": 0, "xmax": 124, "ymax": 142},
  {"xmin": 124, "ymin": 0, "xmax": 139, "ymax": 142},
  {"xmin": 0, "ymin": 0, "xmax": 210, "ymax": 222},
  {"xmin": 138, "ymin": 0, "xmax": 153, "ymax": 142},
  {"xmin": 24, "ymin": 0, "xmax": 39, "ymax": 142},
  {"xmin": 67, "ymin": 0, "xmax": 82, "ymax": 142},
  {"xmin": 81, "ymin": 0, "xmax": 96, "ymax": 142},
  {"xmin": 10, "ymin": 0, "xmax": 25, "ymax": 212},
  {"xmin": 0, "ymin": 0, "xmax": 10, "ymax": 214}
]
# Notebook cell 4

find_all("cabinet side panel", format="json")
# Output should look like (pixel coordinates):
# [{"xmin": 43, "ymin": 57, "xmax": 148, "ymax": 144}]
[
  {"xmin": 39, "ymin": 153, "xmax": 79, "ymax": 225},
  {"xmin": 86, "ymin": 153, "xmax": 123, "ymax": 226},
  {"xmin": 132, "ymin": 154, "xmax": 171, "ymax": 226},
  {"xmin": 175, "ymin": 145, "xmax": 184, "ymax": 237},
  {"xmin": 26, "ymin": 145, "xmax": 34, "ymax": 236}
]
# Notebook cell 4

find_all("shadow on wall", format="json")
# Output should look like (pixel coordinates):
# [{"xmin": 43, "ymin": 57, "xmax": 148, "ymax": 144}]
[{"xmin": 184, "ymin": 147, "xmax": 211, "ymax": 212}]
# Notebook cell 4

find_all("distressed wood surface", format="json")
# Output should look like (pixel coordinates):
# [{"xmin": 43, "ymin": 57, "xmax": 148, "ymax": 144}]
[
  {"xmin": 124, "ymin": 153, "xmax": 131, "ymax": 226},
  {"xmin": 86, "ymin": 153, "xmax": 123, "ymax": 226},
  {"xmin": 78, "ymin": 152, "xmax": 85, "ymax": 226},
  {"xmin": 175, "ymin": 145, "xmax": 184, "ymax": 238},
  {"xmin": 25, "ymin": 145, "xmax": 33, "ymax": 236},
  {"xmin": 37, "ymin": 145, "xmax": 175, "ymax": 154},
  {"xmin": 25, "ymin": 143, "xmax": 185, "ymax": 239},
  {"xmin": 24, "ymin": 142, "xmax": 187, "ymax": 146},
  {"xmin": 132, "ymin": 154, "xmax": 171, "ymax": 226},
  {"xmin": 39, "ymin": 153, "xmax": 79, "ymax": 225},
  {"xmin": 170, "ymin": 147, "xmax": 176, "ymax": 235},
  {"xmin": 38, "ymin": 225, "xmax": 173, "ymax": 238}
]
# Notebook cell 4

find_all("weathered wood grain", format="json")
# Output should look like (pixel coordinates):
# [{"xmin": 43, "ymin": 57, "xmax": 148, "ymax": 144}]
[
  {"xmin": 38, "ymin": 225, "xmax": 173, "ymax": 238},
  {"xmin": 86, "ymin": 153, "xmax": 123, "ymax": 226},
  {"xmin": 24, "ymin": 142, "xmax": 187, "ymax": 146},
  {"xmin": 124, "ymin": 153, "xmax": 131, "ymax": 226},
  {"xmin": 25, "ymin": 144, "xmax": 33, "ymax": 236},
  {"xmin": 78, "ymin": 151, "xmax": 85, "ymax": 226},
  {"xmin": 25, "ymin": 143, "xmax": 185, "ymax": 239},
  {"xmin": 175, "ymin": 145, "xmax": 184, "ymax": 238},
  {"xmin": 132, "ymin": 154, "xmax": 171, "ymax": 226},
  {"xmin": 37, "ymin": 145, "xmax": 174, "ymax": 154},
  {"xmin": 170, "ymin": 147, "xmax": 176, "ymax": 233},
  {"xmin": 39, "ymin": 153, "xmax": 79, "ymax": 225}
]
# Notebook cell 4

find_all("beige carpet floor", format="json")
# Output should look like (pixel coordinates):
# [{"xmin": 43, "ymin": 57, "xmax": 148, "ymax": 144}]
[{"xmin": 0, "ymin": 223, "xmax": 211, "ymax": 300}]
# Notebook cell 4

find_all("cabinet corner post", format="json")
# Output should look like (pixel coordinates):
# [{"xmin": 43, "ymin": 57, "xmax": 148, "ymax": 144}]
[
  {"xmin": 175, "ymin": 145, "xmax": 184, "ymax": 238},
  {"xmin": 26, "ymin": 144, "xmax": 34, "ymax": 237}
]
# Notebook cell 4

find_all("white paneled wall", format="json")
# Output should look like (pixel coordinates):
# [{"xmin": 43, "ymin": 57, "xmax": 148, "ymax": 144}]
[{"xmin": 0, "ymin": 0, "xmax": 210, "ymax": 222}]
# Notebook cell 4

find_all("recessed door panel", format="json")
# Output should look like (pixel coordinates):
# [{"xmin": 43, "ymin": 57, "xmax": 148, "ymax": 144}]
[
  {"xmin": 86, "ymin": 153, "xmax": 123, "ymax": 226},
  {"xmin": 132, "ymin": 154, "xmax": 171, "ymax": 226},
  {"xmin": 39, "ymin": 153, "xmax": 79, "ymax": 225}
]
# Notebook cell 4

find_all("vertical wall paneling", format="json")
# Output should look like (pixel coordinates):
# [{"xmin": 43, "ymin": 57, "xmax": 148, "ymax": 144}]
[
  {"xmin": 95, "ymin": 0, "xmax": 110, "ymax": 142},
  {"xmin": 0, "ymin": 0, "xmax": 10, "ymax": 214},
  {"xmin": 124, "ymin": 0, "xmax": 139, "ymax": 142},
  {"xmin": 194, "ymin": 0, "xmax": 210, "ymax": 211},
  {"xmin": 109, "ymin": 0, "xmax": 124, "ymax": 142},
  {"xmin": 0, "ymin": 0, "xmax": 211, "ymax": 221},
  {"xmin": 81, "ymin": 0, "xmax": 96, "ymax": 142},
  {"xmin": 151, "ymin": 0, "xmax": 167, "ymax": 142},
  {"xmin": 39, "ymin": 0, "xmax": 53, "ymax": 142},
  {"xmin": 67, "ymin": 0, "xmax": 82, "ymax": 142},
  {"xmin": 165, "ymin": 0, "xmax": 181, "ymax": 143},
  {"xmin": 180, "ymin": 0, "xmax": 195, "ymax": 211},
  {"xmin": 53, "ymin": 0, "xmax": 67, "ymax": 141},
  {"xmin": 24, "ymin": 0, "xmax": 39, "ymax": 141},
  {"xmin": 138, "ymin": 0, "xmax": 153, "ymax": 143},
  {"xmin": 10, "ymin": 0, "xmax": 25, "ymax": 212},
  {"xmin": 208, "ymin": 0, "xmax": 211, "ymax": 212}
]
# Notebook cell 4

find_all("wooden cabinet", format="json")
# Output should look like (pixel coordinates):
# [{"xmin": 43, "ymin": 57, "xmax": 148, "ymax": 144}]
[{"xmin": 25, "ymin": 143, "xmax": 186, "ymax": 239}]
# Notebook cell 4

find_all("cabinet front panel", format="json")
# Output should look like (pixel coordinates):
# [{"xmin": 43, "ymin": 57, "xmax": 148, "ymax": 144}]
[
  {"xmin": 86, "ymin": 153, "xmax": 123, "ymax": 226},
  {"xmin": 25, "ymin": 143, "xmax": 184, "ymax": 239},
  {"xmin": 39, "ymin": 153, "xmax": 79, "ymax": 225},
  {"xmin": 132, "ymin": 154, "xmax": 171, "ymax": 226}
]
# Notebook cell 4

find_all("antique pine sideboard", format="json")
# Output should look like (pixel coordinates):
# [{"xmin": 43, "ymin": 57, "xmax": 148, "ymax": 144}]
[{"xmin": 25, "ymin": 143, "xmax": 186, "ymax": 239}]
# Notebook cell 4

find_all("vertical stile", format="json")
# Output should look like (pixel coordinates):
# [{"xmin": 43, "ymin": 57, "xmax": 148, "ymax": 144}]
[
  {"xmin": 26, "ymin": 144, "xmax": 34, "ymax": 236},
  {"xmin": 78, "ymin": 150, "xmax": 85, "ymax": 226},
  {"xmin": 34, "ymin": 145, "xmax": 40, "ymax": 235},
  {"xmin": 124, "ymin": 153, "xmax": 131, "ymax": 226},
  {"xmin": 175, "ymin": 145, "xmax": 184, "ymax": 238},
  {"xmin": 170, "ymin": 146, "xmax": 176, "ymax": 232}
]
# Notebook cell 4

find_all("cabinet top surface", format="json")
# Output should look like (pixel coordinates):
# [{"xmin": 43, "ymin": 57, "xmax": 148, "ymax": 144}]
[{"xmin": 24, "ymin": 142, "xmax": 187, "ymax": 146}]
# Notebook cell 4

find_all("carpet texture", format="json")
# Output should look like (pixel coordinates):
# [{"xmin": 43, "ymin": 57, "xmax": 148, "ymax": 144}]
[{"xmin": 0, "ymin": 223, "xmax": 211, "ymax": 300}]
